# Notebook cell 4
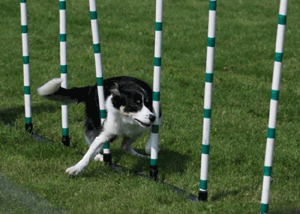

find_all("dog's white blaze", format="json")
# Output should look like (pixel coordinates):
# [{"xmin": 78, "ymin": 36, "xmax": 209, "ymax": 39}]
[{"xmin": 134, "ymin": 104, "xmax": 154, "ymax": 125}]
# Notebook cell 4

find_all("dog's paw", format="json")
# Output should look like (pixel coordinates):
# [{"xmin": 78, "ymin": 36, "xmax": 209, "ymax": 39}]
[
  {"xmin": 94, "ymin": 154, "xmax": 104, "ymax": 162},
  {"xmin": 66, "ymin": 165, "xmax": 84, "ymax": 176}
]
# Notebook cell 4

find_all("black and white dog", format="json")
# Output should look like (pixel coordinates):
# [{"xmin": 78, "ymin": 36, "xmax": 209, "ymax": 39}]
[{"xmin": 37, "ymin": 76, "xmax": 161, "ymax": 175}]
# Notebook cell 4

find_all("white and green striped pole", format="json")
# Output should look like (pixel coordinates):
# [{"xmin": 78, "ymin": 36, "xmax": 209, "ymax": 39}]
[
  {"xmin": 20, "ymin": 0, "xmax": 33, "ymax": 134},
  {"xmin": 260, "ymin": 1, "xmax": 288, "ymax": 213},
  {"xmin": 198, "ymin": 0, "xmax": 217, "ymax": 201},
  {"xmin": 89, "ymin": 0, "xmax": 111, "ymax": 164},
  {"xmin": 59, "ymin": 0, "xmax": 70, "ymax": 147},
  {"xmin": 149, "ymin": 0, "xmax": 163, "ymax": 180}
]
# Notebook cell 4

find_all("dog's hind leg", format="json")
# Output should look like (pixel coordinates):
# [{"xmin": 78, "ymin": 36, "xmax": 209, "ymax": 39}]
[{"xmin": 121, "ymin": 136, "xmax": 150, "ymax": 159}]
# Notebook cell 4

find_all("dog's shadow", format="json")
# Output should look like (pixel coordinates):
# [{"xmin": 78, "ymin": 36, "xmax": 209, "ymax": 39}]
[{"xmin": 110, "ymin": 147, "xmax": 189, "ymax": 176}]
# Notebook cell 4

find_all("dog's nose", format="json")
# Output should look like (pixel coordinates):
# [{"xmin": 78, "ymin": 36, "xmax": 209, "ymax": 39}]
[{"xmin": 149, "ymin": 114, "xmax": 156, "ymax": 123}]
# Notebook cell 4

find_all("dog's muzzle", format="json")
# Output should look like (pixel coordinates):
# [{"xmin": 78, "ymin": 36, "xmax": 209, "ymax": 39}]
[{"xmin": 134, "ymin": 116, "xmax": 156, "ymax": 128}]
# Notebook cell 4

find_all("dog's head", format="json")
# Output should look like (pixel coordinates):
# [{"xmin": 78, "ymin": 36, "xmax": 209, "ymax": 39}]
[{"xmin": 109, "ymin": 82, "xmax": 156, "ymax": 128}]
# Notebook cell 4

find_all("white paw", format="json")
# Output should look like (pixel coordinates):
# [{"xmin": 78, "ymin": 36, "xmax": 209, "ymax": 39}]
[
  {"xmin": 66, "ymin": 164, "xmax": 84, "ymax": 176},
  {"xmin": 94, "ymin": 154, "xmax": 104, "ymax": 162}
]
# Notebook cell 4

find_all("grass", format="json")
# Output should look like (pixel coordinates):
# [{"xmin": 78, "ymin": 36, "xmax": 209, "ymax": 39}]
[{"xmin": 1, "ymin": 0, "xmax": 300, "ymax": 213}]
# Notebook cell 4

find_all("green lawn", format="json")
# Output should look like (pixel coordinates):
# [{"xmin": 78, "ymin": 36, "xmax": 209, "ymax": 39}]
[{"xmin": 1, "ymin": 0, "xmax": 300, "ymax": 213}]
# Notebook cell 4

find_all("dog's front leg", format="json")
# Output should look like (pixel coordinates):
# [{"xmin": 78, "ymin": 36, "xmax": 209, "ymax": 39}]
[{"xmin": 66, "ymin": 133, "xmax": 110, "ymax": 176}]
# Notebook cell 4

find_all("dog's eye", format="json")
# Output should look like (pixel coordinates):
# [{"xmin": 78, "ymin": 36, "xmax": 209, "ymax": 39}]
[
  {"xmin": 146, "ymin": 99, "xmax": 149, "ymax": 103},
  {"xmin": 136, "ymin": 100, "xmax": 141, "ymax": 104}
]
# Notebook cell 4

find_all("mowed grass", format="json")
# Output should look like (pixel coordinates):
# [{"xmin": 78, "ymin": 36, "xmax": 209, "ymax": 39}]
[{"xmin": 1, "ymin": 0, "xmax": 300, "ymax": 213}]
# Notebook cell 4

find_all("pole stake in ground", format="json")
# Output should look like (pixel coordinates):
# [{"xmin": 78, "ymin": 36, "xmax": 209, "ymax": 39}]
[
  {"xmin": 89, "ymin": 0, "xmax": 112, "ymax": 165},
  {"xmin": 198, "ymin": 0, "xmax": 217, "ymax": 201},
  {"xmin": 59, "ymin": 0, "xmax": 70, "ymax": 147},
  {"xmin": 260, "ymin": 0, "xmax": 288, "ymax": 213},
  {"xmin": 20, "ymin": 0, "xmax": 33, "ymax": 135}
]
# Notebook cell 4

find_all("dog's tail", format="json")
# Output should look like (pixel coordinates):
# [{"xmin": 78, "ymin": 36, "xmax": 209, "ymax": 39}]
[{"xmin": 37, "ymin": 78, "xmax": 90, "ymax": 104}]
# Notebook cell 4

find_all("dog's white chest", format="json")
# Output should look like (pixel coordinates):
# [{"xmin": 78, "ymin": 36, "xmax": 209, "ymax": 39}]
[{"xmin": 104, "ymin": 112, "xmax": 148, "ymax": 138}]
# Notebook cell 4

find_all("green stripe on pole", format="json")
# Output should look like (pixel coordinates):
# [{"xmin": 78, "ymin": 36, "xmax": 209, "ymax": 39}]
[
  {"xmin": 207, "ymin": 37, "xmax": 215, "ymax": 47},
  {"xmin": 24, "ymin": 86, "xmax": 30, "ymax": 94},
  {"xmin": 20, "ymin": 0, "xmax": 26, "ymax": 3},
  {"xmin": 155, "ymin": 22, "xmax": 162, "ymax": 31},
  {"xmin": 100, "ymin": 110, "xmax": 107, "ymax": 119},
  {"xmin": 150, "ymin": 159, "xmax": 157, "ymax": 166},
  {"xmin": 271, "ymin": 90, "xmax": 279, "ymax": 101},
  {"xmin": 21, "ymin": 25, "xmax": 28, "ymax": 33},
  {"xmin": 153, "ymin": 91, "xmax": 160, "ymax": 101},
  {"xmin": 97, "ymin": 77, "xmax": 103, "ymax": 86},
  {"xmin": 62, "ymin": 128, "xmax": 69, "ymax": 136},
  {"xmin": 25, "ymin": 117, "xmax": 31, "ymax": 124},
  {"xmin": 152, "ymin": 125, "xmax": 159, "ymax": 133},
  {"xmin": 23, "ymin": 56, "xmax": 29, "ymax": 64},
  {"xmin": 278, "ymin": 15, "xmax": 287, "ymax": 25},
  {"xmin": 274, "ymin": 52, "xmax": 283, "ymax": 62},
  {"xmin": 90, "ymin": 11, "xmax": 97, "ymax": 20},
  {"xmin": 202, "ymin": 145, "xmax": 210, "ymax": 155},
  {"xmin": 93, "ymin": 43, "xmax": 101, "ymax": 53},
  {"xmin": 263, "ymin": 166, "xmax": 272, "ymax": 176},
  {"xmin": 59, "ymin": 1, "xmax": 66, "ymax": 10},
  {"xmin": 103, "ymin": 142, "xmax": 110, "ymax": 149},
  {"xmin": 209, "ymin": 0, "xmax": 217, "ymax": 10},
  {"xmin": 154, "ymin": 57, "xmax": 161, "ymax": 66},
  {"xmin": 60, "ymin": 65, "xmax": 67, "ymax": 74},
  {"xmin": 267, "ymin": 128, "xmax": 276, "ymax": 138},
  {"xmin": 203, "ymin": 109, "xmax": 211, "ymax": 118},
  {"xmin": 199, "ymin": 180, "xmax": 208, "ymax": 190},
  {"xmin": 60, "ymin": 34, "xmax": 66, "ymax": 42},
  {"xmin": 205, "ymin": 73, "xmax": 213, "ymax": 83},
  {"xmin": 260, "ymin": 203, "xmax": 269, "ymax": 214}
]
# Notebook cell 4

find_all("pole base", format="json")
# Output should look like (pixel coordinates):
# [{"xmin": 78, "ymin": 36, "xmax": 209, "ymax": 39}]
[
  {"xmin": 198, "ymin": 190, "xmax": 208, "ymax": 201},
  {"xmin": 150, "ymin": 165, "xmax": 158, "ymax": 181},
  {"xmin": 25, "ymin": 123, "xmax": 33, "ymax": 134},
  {"xmin": 103, "ymin": 153, "xmax": 112, "ymax": 166},
  {"xmin": 62, "ymin": 136, "xmax": 70, "ymax": 147}
]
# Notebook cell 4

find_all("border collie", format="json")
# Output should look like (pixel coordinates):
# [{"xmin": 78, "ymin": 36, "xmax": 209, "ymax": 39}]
[{"xmin": 37, "ymin": 76, "xmax": 161, "ymax": 175}]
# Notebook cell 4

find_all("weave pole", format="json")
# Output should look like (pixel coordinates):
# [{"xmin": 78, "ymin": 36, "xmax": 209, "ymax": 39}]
[
  {"xmin": 260, "ymin": 1, "xmax": 288, "ymax": 213},
  {"xmin": 149, "ymin": 0, "xmax": 163, "ymax": 180},
  {"xmin": 89, "ymin": 0, "xmax": 111, "ymax": 164},
  {"xmin": 20, "ymin": 0, "xmax": 33, "ymax": 134},
  {"xmin": 198, "ymin": 0, "xmax": 217, "ymax": 201},
  {"xmin": 59, "ymin": 0, "xmax": 70, "ymax": 147}
]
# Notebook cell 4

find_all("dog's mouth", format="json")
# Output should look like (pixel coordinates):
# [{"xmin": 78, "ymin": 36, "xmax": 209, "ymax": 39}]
[{"xmin": 134, "ymin": 119, "xmax": 152, "ymax": 127}]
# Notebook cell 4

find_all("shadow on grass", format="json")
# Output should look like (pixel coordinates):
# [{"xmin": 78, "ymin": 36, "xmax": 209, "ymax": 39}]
[
  {"xmin": 110, "ymin": 148, "xmax": 189, "ymax": 176},
  {"xmin": 211, "ymin": 185, "xmax": 257, "ymax": 201},
  {"xmin": 0, "ymin": 104, "xmax": 59, "ymax": 125},
  {"xmin": 211, "ymin": 190, "xmax": 239, "ymax": 201},
  {"xmin": 270, "ymin": 207, "xmax": 300, "ymax": 214}
]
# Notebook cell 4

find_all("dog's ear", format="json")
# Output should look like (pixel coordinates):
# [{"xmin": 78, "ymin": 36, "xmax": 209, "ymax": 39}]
[{"xmin": 110, "ymin": 83, "xmax": 120, "ymax": 96}]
